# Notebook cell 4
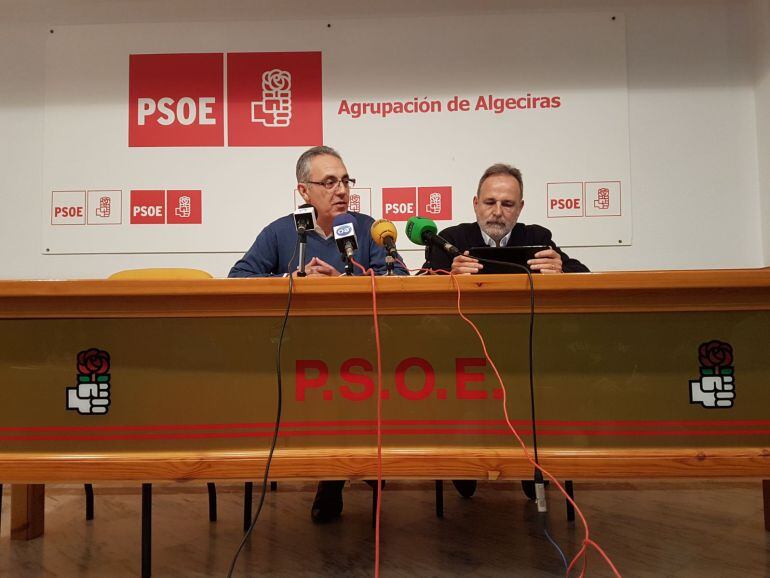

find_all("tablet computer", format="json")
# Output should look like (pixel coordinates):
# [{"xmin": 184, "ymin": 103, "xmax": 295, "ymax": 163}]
[{"xmin": 468, "ymin": 245, "xmax": 548, "ymax": 274}]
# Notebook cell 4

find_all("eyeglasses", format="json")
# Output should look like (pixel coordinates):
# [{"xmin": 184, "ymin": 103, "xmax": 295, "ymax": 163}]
[{"xmin": 306, "ymin": 177, "xmax": 356, "ymax": 190}]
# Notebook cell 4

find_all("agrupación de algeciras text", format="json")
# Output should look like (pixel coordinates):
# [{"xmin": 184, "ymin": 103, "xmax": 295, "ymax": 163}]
[{"xmin": 337, "ymin": 93, "xmax": 562, "ymax": 119}]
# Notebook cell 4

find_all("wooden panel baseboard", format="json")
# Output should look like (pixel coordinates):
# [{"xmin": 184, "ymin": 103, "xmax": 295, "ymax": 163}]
[{"xmin": 1, "ymin": 447, "xmax": 768, "ymax": 483}]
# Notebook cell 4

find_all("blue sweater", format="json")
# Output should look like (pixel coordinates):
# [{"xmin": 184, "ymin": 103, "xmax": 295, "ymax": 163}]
[{"xmin": 229, "ymin": 212, "xmax": 409, "ymax": 277}]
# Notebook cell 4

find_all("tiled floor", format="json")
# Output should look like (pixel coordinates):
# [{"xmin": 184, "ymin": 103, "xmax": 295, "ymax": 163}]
[{"xmin": 1, "ymin": 479, "xmax": 768, "ymax": 577}]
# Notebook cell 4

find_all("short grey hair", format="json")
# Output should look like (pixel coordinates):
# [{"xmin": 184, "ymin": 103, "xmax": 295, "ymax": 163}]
[
  {"xmin": 296, "ymin": 146, "xmax": 343, "ymax": 183},
  {"xmin": 476, "ymin": 163, "xmax": 524, "ymax": 197}
]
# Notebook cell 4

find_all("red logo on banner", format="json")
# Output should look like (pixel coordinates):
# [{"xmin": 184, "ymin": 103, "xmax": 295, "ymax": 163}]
[
  {"xmin": 382, "ymin": 187, "xmax": 417, "ymax": 221},
  {"xmin": 166, "ymin": 190, "xmax": 202, "ymax": 224},
  {"xmin": 227, "ymin": 52, "xmax": 323, "ymax": 147},
  {"xmin": 129, "ymin": 53, "xmax": 224, "ymax": 147},
  {"xmin": 130, "ymin": 190, "xmax": 165, "ymax": 224},
  {"xmin": 383, "ymin": 186, "xmax": 453, "ymax": 221},
  {"xmin": 418, "ymin": 186, "xmax": 452, "ymax": 220}
]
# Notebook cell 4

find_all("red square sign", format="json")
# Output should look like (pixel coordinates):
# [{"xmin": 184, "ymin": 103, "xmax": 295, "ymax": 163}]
[
  {"xmin": 129, "ymin": 53, "xmax": 224, "ymax": 147},
  {"xmin": 130, "ymin": 190, "xmax": 165, "ymax": 224},
  {"xmin": 382, "ymin": 187, "xmax": 417, "ymax": 221},
  {"xmin": 418, "ymin": 186, "xmax": 452, "ymax": 221},
  {"xmin": 227, "ymin": 52, "xmax": 323, "ymax": 147},
  {"xmin": 166, "ymin": 190, "xmax": 202, "ymax": 224}
]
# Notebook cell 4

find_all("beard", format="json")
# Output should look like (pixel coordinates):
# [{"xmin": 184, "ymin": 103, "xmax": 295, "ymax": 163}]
[{"xmin": 480, "ymin": 220, "xmax": 513, "ymax": 243}]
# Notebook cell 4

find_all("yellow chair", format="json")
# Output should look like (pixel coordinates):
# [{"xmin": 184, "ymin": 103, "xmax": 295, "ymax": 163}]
[{"xmin": 108, "ymin": 267, "xmax": 213, "ymax": 280}]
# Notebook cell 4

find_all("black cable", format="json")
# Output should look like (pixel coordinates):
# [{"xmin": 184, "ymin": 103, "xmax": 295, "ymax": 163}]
[
  {"xmin": 226, "ymin": 240, "xmax": 299, "ymax": 578},
  {"xmin": 474, "ymin": 256, "xmax": 569, "ymax": 569},
  {"xmin": 473, "ymin": 257, "xmax": 539, "ymax": 464}
]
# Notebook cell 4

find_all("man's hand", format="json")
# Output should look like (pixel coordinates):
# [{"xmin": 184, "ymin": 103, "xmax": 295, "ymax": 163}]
[
  {"xmin": 451, "ymin": 251, "xmax": 483, "ymax": 275},
  {"xmin": 528, "ymin": 248, "xmax": 563, "ymax": 274},
  {"xmin": 296, "ymin": 257, "xmax": 339, "ymax": 277}
]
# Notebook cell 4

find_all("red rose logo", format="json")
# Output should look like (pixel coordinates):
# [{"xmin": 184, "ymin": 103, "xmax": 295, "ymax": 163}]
[
  {"xmin": 77, "ymin": 348, "xmax": 111, "ymax": 376},
  {"xmin": 698, "ymin": 341, "xmax": 733, "ymax": 369}
]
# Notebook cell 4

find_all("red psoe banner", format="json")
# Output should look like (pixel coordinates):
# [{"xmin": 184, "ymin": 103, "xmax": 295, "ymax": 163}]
[
  {"xmin": 130, "ymin": 190, "xmax": 165, "ymax": 224},
  {"xmin": 129, "ymin": 53, "xmax": 224, "ymax": 147},
  {"xmin": 227, "ymin": 51, "xmax": 323, "ymax": 147}
]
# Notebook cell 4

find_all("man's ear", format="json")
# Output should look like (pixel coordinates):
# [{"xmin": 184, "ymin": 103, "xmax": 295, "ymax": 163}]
[{"xmin": 297, "ymin": 184, "xmax": 310, "ymax": 204}]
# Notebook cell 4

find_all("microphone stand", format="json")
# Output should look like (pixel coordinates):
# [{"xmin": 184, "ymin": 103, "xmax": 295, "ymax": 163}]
[
  {"xmin": 421, "ymin": 245, "xmax": 433, "ymax": 275},
  {"xmin": 343, "ymin": 242, "xmax": 354, "ymax": 276},
  {"xmin": 385, "ymin": 255, "xmax": 395, "ymax": 276},
  {"xmin": 297, "ymin": 229, "xmax": 308, "ymax": 277}
]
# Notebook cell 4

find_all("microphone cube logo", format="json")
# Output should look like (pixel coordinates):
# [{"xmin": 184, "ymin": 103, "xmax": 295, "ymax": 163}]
[
  {"xmin": 334, "ymin": 223, "xmax": 354, "ymax": 238},
  {"xmin": 66, "ymin": 348, "xmax": 111, "ymax": 415},
  {"xmin": 228, "ymin": 52, "xmax": 322, "ymax": 147},
  {"xmin": 129, "ymin": 53, "xmax": 224, "ymax": 147},
  {"xmin": 418, "ymin": 186, "xmax": 452, "ymax": 221}
]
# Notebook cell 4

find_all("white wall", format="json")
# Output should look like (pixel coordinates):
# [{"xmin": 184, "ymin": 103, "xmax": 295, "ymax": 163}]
[
  {"xmin": 753, "ymin": 0, "xmax": 770, "ymax": 266},
  {"xmin": 0, "ymin": 0, "xmax": 764, "ymax": 278}
]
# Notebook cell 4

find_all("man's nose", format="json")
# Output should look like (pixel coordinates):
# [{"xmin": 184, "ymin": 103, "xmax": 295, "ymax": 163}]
[{"xmin": 491, "ymin": 202, "xmax": 503, "ymax": 216}]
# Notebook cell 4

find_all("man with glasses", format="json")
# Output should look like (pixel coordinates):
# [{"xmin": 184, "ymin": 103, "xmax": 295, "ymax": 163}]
[
  {"xmin": 230, "ymin": 145, "xmax": 407, "ymax": 278},
  {"xmin": 229, "ymin": 146, "xmax": 407, "ymax": 522}
]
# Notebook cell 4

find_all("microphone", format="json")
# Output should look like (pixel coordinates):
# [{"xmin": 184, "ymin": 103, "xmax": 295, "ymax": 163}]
[
  {"xmin": 405, "ymin": 216, "xmax": 460, "ymax": 257},
  {"xmin": 293, "ymin": 204, "xmax": 316, "ymax": 277},
  {"xmin": 293, "ymin": 203, "xmax": 316, "ymax": 234},
  {"xmin": 370, "ymin": 219, "xmax": 399, "ymax": 258},
  {"xmin": 332, "ymin": 214, "xmax": 358, "ymax": 274}
]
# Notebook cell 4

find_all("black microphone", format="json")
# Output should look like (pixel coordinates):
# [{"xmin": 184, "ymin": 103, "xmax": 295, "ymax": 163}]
[
  {"xmin": 332, "ymin": 214, "xmax": 358, "ymax": 275},
  {"xmin": 294, "ymin": 203, "xmax": 316, "ymax": 277},
  {"xmin": 293, "ymin": 203, "xmax": 316, "ymax": 234}
]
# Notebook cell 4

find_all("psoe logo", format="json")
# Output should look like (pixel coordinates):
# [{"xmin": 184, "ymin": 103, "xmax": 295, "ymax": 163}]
[
  {"xmin": 252, "ymin": 69, "xmax": 292, "ymax": 127},
  {"xmin": 689, "ymin": 340, "xmax": 735, "ymax": 408},
  {"xmin": 66, "ymin": 348, "xmax": 111, "ymax": 415},
  {"xmin": 129, "ymin": 53, "xmax": 225, "ymax": 147},
  {"xmin": 228, "ymin": 51, "xmax": 322, "ymax": 147}
]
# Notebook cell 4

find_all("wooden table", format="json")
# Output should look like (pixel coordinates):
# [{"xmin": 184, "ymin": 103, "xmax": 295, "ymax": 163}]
[{"xmin": 1, "ymin": 271, "xmax": 769, "ymax": 539}]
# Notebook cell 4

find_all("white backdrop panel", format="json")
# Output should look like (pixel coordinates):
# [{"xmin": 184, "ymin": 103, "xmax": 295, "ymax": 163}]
[{"xmin": 42, "ymin": 13, "xmax": 631, "ymax": 255}]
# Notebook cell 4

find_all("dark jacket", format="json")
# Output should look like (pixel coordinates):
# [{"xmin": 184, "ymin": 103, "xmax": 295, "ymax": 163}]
[{"xmin": 422, "ymin": 221, "xmax": 589, "ymax": 273}]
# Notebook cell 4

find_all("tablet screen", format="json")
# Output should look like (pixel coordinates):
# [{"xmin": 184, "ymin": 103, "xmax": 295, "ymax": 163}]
[{"xmin": 467, "ymin": 245, "xmax": 548, "ymax": 274}]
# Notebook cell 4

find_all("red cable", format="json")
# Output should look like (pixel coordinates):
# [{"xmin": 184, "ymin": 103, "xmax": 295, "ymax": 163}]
[
  {"xmin": 350, "ymin": 259, "xmax": 384, "ymax": 578},
  {"xmin": 350, "ymin": 260, "xmax": 621, "ymax": 577},
  {"xmin": 446, "ymin": 273, "xmax": 622, "ymax": 578}
]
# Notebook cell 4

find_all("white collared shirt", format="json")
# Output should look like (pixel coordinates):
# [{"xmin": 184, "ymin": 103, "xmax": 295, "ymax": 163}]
[
  {"xmin": 480, "ymin": 228, "xmax": 512, "ymax": 248},
  {"xmin": 313, "ymin": 224, "xmax": 333, "ymax": 240}
]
